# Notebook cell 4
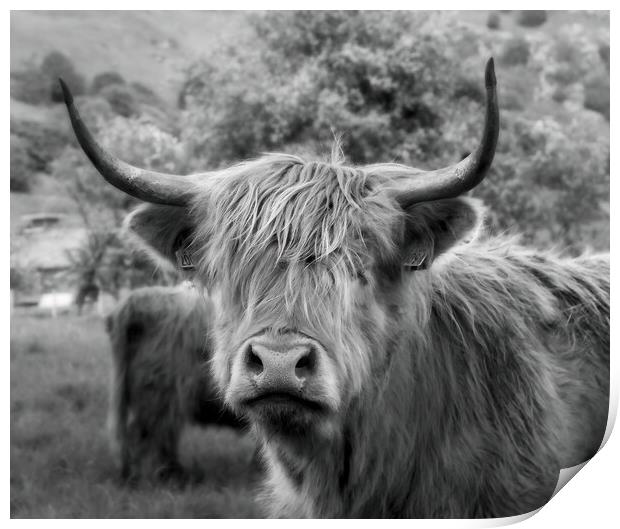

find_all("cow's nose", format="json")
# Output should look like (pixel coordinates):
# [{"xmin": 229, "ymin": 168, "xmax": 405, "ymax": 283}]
[{"xmin": 244, "ymin": 342, "xmax": 317, "ymax": 388}]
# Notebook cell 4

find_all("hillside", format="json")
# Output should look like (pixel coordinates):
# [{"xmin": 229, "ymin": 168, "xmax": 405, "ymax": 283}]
[{"xmin": 10, "ymin": 11, "xmax": 249, "ymax": 105}]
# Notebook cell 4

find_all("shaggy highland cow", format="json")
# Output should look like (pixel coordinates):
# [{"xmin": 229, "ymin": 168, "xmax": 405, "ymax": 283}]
[
  {"xmin": 62, "ymin": 59, "xmax": 609, "ymax": 517},
  {"xmin": 106, "ymin": 284, "xmax": 243, "ymax": 481}
]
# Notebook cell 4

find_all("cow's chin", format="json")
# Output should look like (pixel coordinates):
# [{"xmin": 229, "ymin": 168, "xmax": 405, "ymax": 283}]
[{"xmin": 239, "ymin": 393, "xmax": 336, "ymax": 441}]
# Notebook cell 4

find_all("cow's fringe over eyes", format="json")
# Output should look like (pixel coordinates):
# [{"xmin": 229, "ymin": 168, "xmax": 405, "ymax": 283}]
[{"xmin": 192, "ymin": 153, "xmax": 402, "ymax": 314}]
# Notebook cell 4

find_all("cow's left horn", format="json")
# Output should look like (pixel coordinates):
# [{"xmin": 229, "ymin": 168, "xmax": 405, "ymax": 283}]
[
  {"xmin": 395, "ymin": 58, "xmax": 499, "ymax": 208},
  {"xmin": 59, "ymin": 79, "xmax": 193, "ymax": 206}
]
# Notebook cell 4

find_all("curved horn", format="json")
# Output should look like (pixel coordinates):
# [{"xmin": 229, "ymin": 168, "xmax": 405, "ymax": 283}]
[
  {"xmin": 59, "ymin": 78, "xmax": 193, "ymax": 206},
  {"xmin": 396, "ymin": 58, "xmax": 499, "ymax": 209}
]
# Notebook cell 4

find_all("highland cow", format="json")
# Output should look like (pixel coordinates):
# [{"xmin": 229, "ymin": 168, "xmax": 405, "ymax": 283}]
[
  {"xmin": 106, "ymin": 284, "xmax": 243, "ymax": 482},
  {"xmin": 62, "ymin": 58, "xmax": 609, "ymax": 517}
]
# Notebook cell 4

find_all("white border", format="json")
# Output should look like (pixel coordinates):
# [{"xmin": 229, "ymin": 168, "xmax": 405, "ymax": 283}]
[{"xmin": 5, "ymin": 3, "xmax": 616, "ymax": 526}]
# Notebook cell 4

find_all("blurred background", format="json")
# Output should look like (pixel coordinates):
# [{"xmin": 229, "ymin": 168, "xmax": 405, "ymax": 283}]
[{"xmin": 10, "ymin": 10, "xmax": 609, "ymax": 518}]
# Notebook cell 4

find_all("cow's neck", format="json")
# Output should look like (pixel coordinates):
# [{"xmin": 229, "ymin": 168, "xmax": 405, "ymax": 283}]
[{"xmin": 262, "ymin": 341, "xmax": 442, "ymax": 517}]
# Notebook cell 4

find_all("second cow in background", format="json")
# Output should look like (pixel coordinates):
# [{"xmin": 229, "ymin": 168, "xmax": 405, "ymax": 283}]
[{"xmin": 105, "ymin": 284, "xmax": 245, "ymax": 482}]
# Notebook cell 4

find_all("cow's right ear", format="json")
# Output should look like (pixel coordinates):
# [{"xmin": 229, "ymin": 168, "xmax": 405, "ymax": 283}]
[{"xmin": 123, "ymin": 203, "xmax": 196, "ymax": 273}]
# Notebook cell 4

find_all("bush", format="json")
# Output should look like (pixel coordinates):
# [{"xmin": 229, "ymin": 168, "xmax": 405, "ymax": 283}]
[
  {"xmin": 516, "ymin": 11, "xmax": 547, "ymax": 28},
  {"xmin": 99, "ymin": 84, "xmax": 139, "ymax": 117},
  {"xmin": 551, "ymin": 86, "xmax": 568, "ymax": 104},
  {"xmin": 10, "ymin": 135, "xmax": 36, "ymax": 192},
  {"xmin": 91, "ymin": 71, "xmax": 126, "ymax": 94},
  {"xmin": 501, "ymin": 37, "xmax": 530, "ymax": 66},
  {"xmin": 584, "ymin": 74, "xmax": 610, "ymax": 120},
  {"xmin": 129, "ymin": 82, "xmax": 167, "ymax": 112},
  {"xmin": 11, "ymin": 119, "xmax": 70, "ymax": 174},
  {"xmin": 452, "ymin": 76, "xmax": 484, "ymax": 103},
  {"xmin": 40, "ymin": 51, "xmax": 86, "ymax": 102},
  {"xmin": 10, "ymin": 67, "xmax": 50, "ymax": 105},
  {"xmin": 598, "ymin": 44, "xmax": 610, "ymax": 70},
  {"xmin": 10, "ymin": 267, "xmax": 25, "ymax": 290},
  {"xmin": 73, "ymin": 95, "xmax": 116, "ymax": 127},
  {"xmin": 182, "ymin": 11, "xmax": 471, "ymax": 167},
  {"xmin": 486, "ymin": 12, "xmax": 501, "ymax": 30}
]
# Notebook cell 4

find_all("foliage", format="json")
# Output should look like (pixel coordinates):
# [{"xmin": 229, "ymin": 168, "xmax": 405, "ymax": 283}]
[
  {"xmin": 584, "ymin": 74, "xmax": 610, "ymax": 121},
  {"xmin": 10, "ymin": 135, "xmax": 37, "ymax": 192},
  {"xmin": 99, "ymin": 83, "xmax": 139, "ymax": 118},
  {"xmin": 130, "ymin": 81, "xmax": 163, "ymax": 106},
  {"xmin": 516, "ymin": 11, "xmax": 548, "ymax": 28},
  {"xmin": 474, "ymin": 112, "xmax": 609, "ymax": 250},
  {"xmin": 91, "ymin": 71, "xmax": 126, "ymax": 94},
  {"xmin": 486, "ymin": 12, "xmax": 501, "ymax": 30},
  {"xmin": 10, "ymin": 267, "xmax": 25, "ymax": 290},
  {"xmin": 598, "ymin": 44, "xmax": 610, "ymax": 70},
  {"xmin": 11, "ymin": 119, "xmax": 70, "ymax": 174},
  {"xmin": 40, "ymin": 51, "xmax": 87, "ymax": 102},
  {"xmin": 500, "ymin": 37, "xmax": 530, "ymax": 66},
  {"xmin": 181, "ymin": 11, "xmax": 483, "ymax": 169},
  {"xmin": 10, "ymin": 67, "xmax": 50, "ymax": 105}
]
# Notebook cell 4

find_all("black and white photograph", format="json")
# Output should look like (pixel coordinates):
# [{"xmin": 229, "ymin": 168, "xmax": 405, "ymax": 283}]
[{"xmin": 9, "ymin": 9, "xmax": 611, "ymax": 519}]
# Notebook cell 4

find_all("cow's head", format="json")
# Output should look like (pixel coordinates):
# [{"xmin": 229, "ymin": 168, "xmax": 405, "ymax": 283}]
[{"xmin": 61, "ymin": 59, "xmax": 498, "ymax": 446}]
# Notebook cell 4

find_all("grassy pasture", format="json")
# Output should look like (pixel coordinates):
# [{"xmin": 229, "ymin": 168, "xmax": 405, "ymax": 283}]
[{"xmin": 10, "ymin": 312, "xmax": 261, "ymax": 518}]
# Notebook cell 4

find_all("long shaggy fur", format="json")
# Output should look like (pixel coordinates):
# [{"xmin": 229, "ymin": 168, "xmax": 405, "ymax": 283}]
[
  {"xmin": 106, "ymin": 284, "xmax": 243, "ymax": 481},
  {"xmin": 125, "ymin": 152, "xmax": 609, "ymax": 517},
  {"xmin": 262, "ymin": 242, "xmax": 609, "ymax": 517}
]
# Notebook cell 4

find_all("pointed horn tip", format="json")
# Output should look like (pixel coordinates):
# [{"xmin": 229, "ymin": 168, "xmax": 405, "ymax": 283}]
[
  {"xmin": 58, "ymin": 78, "xmax": 74, "ymax": 106},
  {"xmin": 485, "ymin": 58, "xmax": 496, "ymax": 89}
]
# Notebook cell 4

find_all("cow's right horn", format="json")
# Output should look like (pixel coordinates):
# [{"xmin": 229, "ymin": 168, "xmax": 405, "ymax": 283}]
[
  {"xmin": 394, "ymin": 58, "xmax": 499, "ymax": 208},
  {"xmin": 59, "ymin": 79, "xmax": 194, "ymax": 206}
]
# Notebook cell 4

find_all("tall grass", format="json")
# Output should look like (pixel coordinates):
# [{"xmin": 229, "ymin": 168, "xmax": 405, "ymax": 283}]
[{"xmin": 10, "ymin": 313, "xmax": 261, "ymax": 518}]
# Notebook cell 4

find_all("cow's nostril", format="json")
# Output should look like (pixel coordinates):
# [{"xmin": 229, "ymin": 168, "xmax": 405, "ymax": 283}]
[
  {"xmin": 246, "ymin": 346, "xmax": 264, "ymax": 375},
  {"xmin": 295, "ymin": 347, "xmax": 316, "ymax": 378}
]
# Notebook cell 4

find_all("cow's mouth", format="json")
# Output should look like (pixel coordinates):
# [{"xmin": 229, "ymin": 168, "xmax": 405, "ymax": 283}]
[
  {"xmin": 242, "ymin": 391, "xmax": 325, "ymax": 412},
  {"xmin": 241, "ymin": 391, "xmax": 328, "ymax": 436}
]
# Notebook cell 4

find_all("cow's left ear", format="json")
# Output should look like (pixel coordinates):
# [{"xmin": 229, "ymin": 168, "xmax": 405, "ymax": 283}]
[
  {"xmin": 123, "ymin": 203, "xmax": 196, "ymax": 273},
  {"xmin": 401, "ymin": 197, "xmax": 484, "ymax": 269}
]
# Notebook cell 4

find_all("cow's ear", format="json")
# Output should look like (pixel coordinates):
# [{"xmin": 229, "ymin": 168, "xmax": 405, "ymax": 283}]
[
  {"xmin": 123, "ymin": 203, "xmax": 196, "ymax": 273},
  {"xmin": 401, "ymin": 197, "xmax": 484, "ymax": 269}
]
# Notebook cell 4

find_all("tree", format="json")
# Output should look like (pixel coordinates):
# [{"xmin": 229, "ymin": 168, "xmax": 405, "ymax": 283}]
[
  {"xmin": 180, "ymin": 11, "xmax": 480, "ymax": 169},
  {"xmin": 40, "ymin": 51, "xmax": 86, "ymax": 102}
]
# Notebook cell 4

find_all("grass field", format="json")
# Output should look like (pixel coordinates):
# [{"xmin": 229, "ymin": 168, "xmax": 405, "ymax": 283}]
[{"xmin": 10, "ymin": 312, "xmax": 262, "ymax": 518}]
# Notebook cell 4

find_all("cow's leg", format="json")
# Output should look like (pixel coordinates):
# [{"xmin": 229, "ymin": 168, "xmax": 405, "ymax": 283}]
[{"xmin": 154, "ymin": 422, "xmax": 186, "ymax": 484}]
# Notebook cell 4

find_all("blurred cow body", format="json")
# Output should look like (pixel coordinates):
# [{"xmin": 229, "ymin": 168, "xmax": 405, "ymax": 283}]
[
  {"xmin": 105, "ymin": 285, "xmax": 243, "ymax": 481},
  {"xmin": 64, "ymin": 60, "xmax": 609, "ymax": 517}
]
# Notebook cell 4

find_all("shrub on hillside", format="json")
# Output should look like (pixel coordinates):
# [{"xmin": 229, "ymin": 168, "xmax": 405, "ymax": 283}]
[
  {"xmin": 598, "ymin": 44, "xmax": 610, "ymax": 70},
  {"xmin": 584, "ymin": 74, "xmax": 610, "ymax": 120},
  {"xmin": 551, "ymin": 86, "xmax": 568, "ymax": 104},
  {"xmin": 40, "ymin": 51, "xmax": 86, "ymax": 102},
  {"xmin": 486, "ymin": 12, "xmax": 501, "ymax": 30},
  {"xmin": 501, "ymin": 37, "xmax": 530, "ymax": 66},
  {"xmin": 91, "ymin": 71, "xmax": 126, "ymax": 94},
  {"xmin": 452, "ymin": 76, "xmax": 485, "ymax": 103},
  {"xmin": 11, "ymin": 119, "xmax": 70, "ymax": 174},
  {"xmin": 130, "ymin": 82, "xmax": 161, "ymax": 105},
  {"xmin": 181, "ymin": 11, "xmax": 473, "ymax": 167},
  {"xmin": 99, "ymin": 84, "xmax": 139, "ymax": 117},
  {"xmin": 516, "ymin": 11, "xmax": 547, "ymax": 28},
  {"xmin": 10, "ymin": 135, "xmax": 36, "ymax": 192},
  {"xmin": 10, "ymin": 67, "xmax": 50, "ymax": 105},
  {"xmin": 74, "ymin": 96, "xmax": 116, "ymax": 127}
]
